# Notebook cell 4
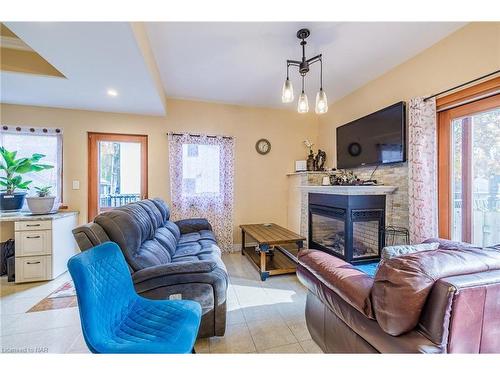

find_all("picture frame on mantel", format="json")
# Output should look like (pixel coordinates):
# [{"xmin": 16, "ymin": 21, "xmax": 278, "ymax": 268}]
[{"xmin": 295, "ymin": 160, "xmax": 307, "ymax": 172}]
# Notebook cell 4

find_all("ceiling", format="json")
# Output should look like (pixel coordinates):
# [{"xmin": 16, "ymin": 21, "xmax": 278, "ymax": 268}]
[
  {"xmin": 1, "ymin": 22, "xmax": 466, "ymax": 115},
  {"xmin": 0, "ymin": 23, "xmax": 65, "ymax": 78},
  {"xmin": 1, "ymin": 22, "xmax": 166, "ymax": 115}
]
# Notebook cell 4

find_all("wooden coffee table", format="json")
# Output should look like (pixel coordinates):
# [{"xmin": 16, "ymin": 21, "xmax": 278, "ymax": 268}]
[{"xmin": 240, "ymin": 223, "xmax": 306, "ymax": 281}]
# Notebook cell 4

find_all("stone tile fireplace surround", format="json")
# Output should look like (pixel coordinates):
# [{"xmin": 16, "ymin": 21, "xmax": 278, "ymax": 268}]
[{"xmin": 287, "ymin": 166, "xmax": 405, "ymax": 250}]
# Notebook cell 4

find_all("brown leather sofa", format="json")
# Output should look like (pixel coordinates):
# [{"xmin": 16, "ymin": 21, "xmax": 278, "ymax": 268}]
[{"xmin": 297, "ymin": 239, "xmax": 500, "ymax": 353}]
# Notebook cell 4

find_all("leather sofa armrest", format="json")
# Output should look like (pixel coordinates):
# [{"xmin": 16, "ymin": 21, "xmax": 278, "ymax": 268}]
[
  {"xmin": 297, "ymin": 249, "xmax": 375, "ymax": 319},
  {"xmin": 175, "ymin": 218, "xmax": 213, "ymax": 234},
  {"xmin": 132, "ymin": 260, "xmax": 218, "ymax": 283}
]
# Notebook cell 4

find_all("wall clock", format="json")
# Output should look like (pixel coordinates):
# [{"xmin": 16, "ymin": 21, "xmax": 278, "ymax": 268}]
[
  {"xmin": 348, "ymin": 142, "xmax": 362, "ymax": 157},
  {"xmin": 255, "ymin": 139, "xmax": 271, "ymax": 155}
]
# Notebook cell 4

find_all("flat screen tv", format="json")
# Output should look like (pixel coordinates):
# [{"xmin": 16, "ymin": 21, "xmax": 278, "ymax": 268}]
[{"xmin": 336, "ymin": 101, "xmax": 406, "ymax": 169}]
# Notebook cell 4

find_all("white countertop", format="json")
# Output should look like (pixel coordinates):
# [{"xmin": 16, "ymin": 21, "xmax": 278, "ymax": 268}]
[
  {"xmin": 298, "ymin": 185, "xmax": 397, "ymax": 195},
  {"xmin": 0, "ymin": 210, "xmax": 79, "ymax": 222}
]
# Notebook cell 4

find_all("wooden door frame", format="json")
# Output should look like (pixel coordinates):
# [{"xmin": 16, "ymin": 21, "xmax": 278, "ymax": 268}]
[
  {"xmin": 87, "ymin": 132, "xmax": 148, "ymax": 221},
  {"xmin": 437, "ymin": 93, "xmax": 500, "ymax": 239}
]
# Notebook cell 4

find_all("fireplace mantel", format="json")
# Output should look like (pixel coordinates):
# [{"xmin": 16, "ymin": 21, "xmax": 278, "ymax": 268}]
[{"xmin": 298, "ymin": 185, "xmax": 397, "ymax": 195}]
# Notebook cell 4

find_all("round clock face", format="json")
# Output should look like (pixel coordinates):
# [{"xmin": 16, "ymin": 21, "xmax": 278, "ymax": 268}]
[
  {"xmin": 256, "ymin": 139, "xmax": 271, "ymax": 155},
  {"xmin": 348, "ymin": 142, "xmax": 362, "ymax": 157}
]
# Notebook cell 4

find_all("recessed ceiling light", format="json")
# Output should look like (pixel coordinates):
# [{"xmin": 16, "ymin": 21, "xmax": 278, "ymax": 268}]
[{"xmin": 107, "ymin": 89, "xmax": 118, "ymax": 97}]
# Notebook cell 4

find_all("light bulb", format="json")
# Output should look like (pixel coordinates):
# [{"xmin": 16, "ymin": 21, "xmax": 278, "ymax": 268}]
[
  {"xmin": 297, "ymin": 91, "xmax": 309, "ymax": 113},
  {"xmin": 282, "ymin": 78, "xmax": 294, "ymax": 103},
  {"xmin": 315, "ymin": 89, "xmax": 328, "ymax": 114}
]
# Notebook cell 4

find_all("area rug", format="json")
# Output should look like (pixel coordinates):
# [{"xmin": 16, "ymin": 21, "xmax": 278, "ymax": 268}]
[
  {"xmin": 27, "ymin": 281, "xmax": 77, "ymax": 313},
  {"xmin": 353, "ymin": 262, "xmax": 379, "ymax": 277}
]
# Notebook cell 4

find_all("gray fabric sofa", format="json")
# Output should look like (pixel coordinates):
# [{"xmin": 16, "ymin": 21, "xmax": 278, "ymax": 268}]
[{"xmin": 72, "ymin": 198, "xmax": 228, "ymax": 338}]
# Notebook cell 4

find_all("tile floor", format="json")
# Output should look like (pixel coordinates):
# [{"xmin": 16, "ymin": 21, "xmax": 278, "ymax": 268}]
[{"xmin": 0, "ymin": 252, "xmax": 322, "ymax": 354}]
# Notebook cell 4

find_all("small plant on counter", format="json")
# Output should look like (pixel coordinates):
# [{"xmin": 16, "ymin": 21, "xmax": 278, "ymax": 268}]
[
  {"xmin": 34, "ymin": 186, "xmax": 53, "ymax": 198},
  {"xmin": 0, "ymin": 147, "xmax": 54, "ymax": 212}
]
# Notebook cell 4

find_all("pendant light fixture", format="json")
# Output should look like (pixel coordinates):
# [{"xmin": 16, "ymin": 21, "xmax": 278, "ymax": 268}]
[
  {"xmin": 297, "ymin": 76, "xmax": 309, "ymax": 113},
  {"xmin": 281, "ymin": 28, "xmax": 328, "ymax": 114}
]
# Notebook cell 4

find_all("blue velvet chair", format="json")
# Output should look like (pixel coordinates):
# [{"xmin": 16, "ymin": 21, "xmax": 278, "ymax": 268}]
[{"xmin": 68, "ymin": 241, "xmax": 202, "ymax": 354}]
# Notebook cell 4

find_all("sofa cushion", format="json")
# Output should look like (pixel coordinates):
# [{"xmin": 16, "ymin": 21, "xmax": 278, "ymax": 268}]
[
  {"xmin": 150, "ymin": 198, "xmax": 171, "ymax": 223},
  {"xmin": 372, "ymin": 246, "xmax": 500, "ymax": 336},
  {"xmin": 94, "ymin": 201, "xmax": 175, "ymax": 271},
  {"xmin": 164, "ymin": 221, "xmax": 181, "ymax": 242},
  {"xmin": 381, "ymin": 242, "xmax": 440, "ymax": 260}
]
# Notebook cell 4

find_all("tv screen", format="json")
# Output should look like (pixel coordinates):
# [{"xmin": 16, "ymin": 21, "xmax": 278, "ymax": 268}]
[{"xmin": 336, "ymin": 101, "xmax": 406, "ymax": 169}]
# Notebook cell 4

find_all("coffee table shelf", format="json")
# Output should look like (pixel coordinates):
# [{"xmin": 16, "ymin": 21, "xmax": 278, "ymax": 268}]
[{"xmin": 240, "ymin": 223, "xmax": 305, "ymax": 281}]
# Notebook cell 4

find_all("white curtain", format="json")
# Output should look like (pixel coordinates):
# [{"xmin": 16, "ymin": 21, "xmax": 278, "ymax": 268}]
[
  {"xmin": 408, "ymin": 97, "xmax": 438, "ymax": 243},
  {"xmin": 168, "ymin": 133, "xmax": 235, "ymax": 252}
]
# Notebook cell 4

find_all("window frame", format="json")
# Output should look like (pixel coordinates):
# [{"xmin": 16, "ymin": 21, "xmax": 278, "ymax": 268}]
[
  {"xmin": 0, "ymin": 126, "xmax": 63, "ymax": 205},
  {"xmin": 87, "ymin": 132, "xmax": 148, "ymax": 221},
  {"xmin": 438, "ymin": 91, "xmax": 500, "ymax": 240}
]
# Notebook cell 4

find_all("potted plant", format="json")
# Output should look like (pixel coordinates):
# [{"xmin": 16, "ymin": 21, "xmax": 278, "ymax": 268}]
[
  {"xmin": 0, "ymin": 147, "xmax": 54, "ymax": 212},
  {"xmin": 26, "ymin": 186, "xmax": 56, "ymax": 215}
]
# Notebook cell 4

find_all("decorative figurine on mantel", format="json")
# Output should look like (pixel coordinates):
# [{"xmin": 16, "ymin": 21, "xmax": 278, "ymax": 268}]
[
  {"xmin": 304, "ymin": 140, "xmax": 315, "ymax": 171},
  {"xmin": 303, "ymin": 140, "xmax": 327, "ymax": 171},
  {"xmin": 314, "ymin": 149, "xmax": 326, "ymax": 171}
]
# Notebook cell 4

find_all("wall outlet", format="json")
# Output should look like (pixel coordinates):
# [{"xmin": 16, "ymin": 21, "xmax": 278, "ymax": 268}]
[
  {"xmin": 169, "ymin": 294, "xmax": 182, "ymax": 300},
  {"xmin": 72, "ymin": 180, "xmax": 80, "ymax": 190}
]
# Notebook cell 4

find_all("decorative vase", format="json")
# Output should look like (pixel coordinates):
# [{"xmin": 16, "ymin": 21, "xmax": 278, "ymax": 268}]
[
  {"xmin": 306, "ymin": 151, "xmax": 315, "ymax": 171},
  {"xmin": 26, "ymin": 196, "xmax": 56, "ymax": 215},
  {"xmin": 0, "ymin": 192, "xmax": 27, "ymax": 212}
]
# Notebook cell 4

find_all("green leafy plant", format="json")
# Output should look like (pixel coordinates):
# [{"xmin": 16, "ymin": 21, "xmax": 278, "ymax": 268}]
[
  {"xmin": 34, "ymin": 185, "xmax": 53, "ymax": 197},
  {"xmin": 0, "ymin": 147, "xmax": 54, "ymax": 195}
]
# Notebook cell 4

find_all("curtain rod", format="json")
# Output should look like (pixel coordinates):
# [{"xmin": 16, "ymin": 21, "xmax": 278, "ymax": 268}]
[
  {"xmin": 167, "ymin": 132, "xmax": 233, "ymax": 140},
  {"xmin": 423, "ymin": 69, "xmax": 500, "ymax": 101}
]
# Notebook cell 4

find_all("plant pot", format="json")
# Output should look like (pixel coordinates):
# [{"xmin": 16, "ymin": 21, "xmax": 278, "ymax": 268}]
[
  {"xmin": 26, "ymin": 196, "xmax": 56, "ymax": 215},
  {"xmin": 0, "ymin": 192, "xmax": 27, "ymax": 212}
]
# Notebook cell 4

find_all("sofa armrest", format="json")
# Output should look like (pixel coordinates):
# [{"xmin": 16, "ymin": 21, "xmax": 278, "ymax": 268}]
[
  {"xmin": 175, "ymin": 218, "xmax": 212, "ymax": 234},
  {"xmin": 132, "ymin": 260, "xmax": 218, "ymax": 283},
  {"xmin": 72, "ymin": 223, "xmax": 110, "ymax": 251},
  {"xmin": 297, "ymin": 249, "xmax": 375, "ymax": 319}
]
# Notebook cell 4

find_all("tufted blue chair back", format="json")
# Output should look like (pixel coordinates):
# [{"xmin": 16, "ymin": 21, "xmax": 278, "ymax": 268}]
[
  {"xmin": 68, "ymin": 241, "xmax": 202, "ymax": 353},
  {"xmin": 68, "ymin": 242, "xmax": 136, "ymax": 352}
]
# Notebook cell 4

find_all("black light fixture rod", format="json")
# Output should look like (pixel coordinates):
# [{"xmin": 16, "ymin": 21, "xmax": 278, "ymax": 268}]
[
  {"xmin": 301, "ymin": 75, "xmax": 305, "ymax": 93},
  {"xmin": 306, "ymin": 54, "xmax": 322, "ymax": 64},
  {"xmin": 320, "ymin": 58, "xmax": 323, "ymax": 89}
]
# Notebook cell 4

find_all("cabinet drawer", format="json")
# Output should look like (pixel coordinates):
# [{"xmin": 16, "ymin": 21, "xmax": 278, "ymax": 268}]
[
  {"xmin": 15, "ymin": 230, "xmax": 52, "ymax": 256},
  {"xmin": 15, "ymin": 255, "xmax": 52, "ymax": 283},
  {"xmin": 15, "ymin": 220, "xmax": 52, "ymax": 231}
]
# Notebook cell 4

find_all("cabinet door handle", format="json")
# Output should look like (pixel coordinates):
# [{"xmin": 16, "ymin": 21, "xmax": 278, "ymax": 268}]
[
  {"xmin": 26, "ymin": 224, "xmax": 41, "ymax": 227},
  {"xmin": 27, "ymin": 261, "xmax": 41, "ymax": 265},
  {"xmin": 26, "ymin": 235, "xmax": 41, "ymax": 239}
]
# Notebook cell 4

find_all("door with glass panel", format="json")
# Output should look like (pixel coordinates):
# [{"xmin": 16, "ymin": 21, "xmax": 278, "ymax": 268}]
[
  {"xmin": 88, "ymin": 133, "xmax": 148, "ymax": 220},
  {"xmin": 438, "ymin": 94, "xmax": 500, "ymax": 246}
]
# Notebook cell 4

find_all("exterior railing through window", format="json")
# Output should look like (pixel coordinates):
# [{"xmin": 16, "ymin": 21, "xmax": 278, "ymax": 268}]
[{"xmin": 100, "ymin": 194, "xmax": 141, "ymax": 208}]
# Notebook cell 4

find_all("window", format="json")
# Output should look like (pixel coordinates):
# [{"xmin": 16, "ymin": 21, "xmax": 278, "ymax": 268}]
[
  {"xmin": 181, "ymin": 143, "xmax": 220, "ymax": 196},
  {"xmin": 438, "ymin": 90, "xmax": 500, "ymax": 247},
  {"xmin": 88, "ymin": 132, "xmax": 148, "ymax": 220},
  {"xmin": 0, "ymin": 127, "xmax": 63, "ymax": 205},
  {"xmin": 168, "ymin": 133, "xmax": 235, "ymax": 252}
]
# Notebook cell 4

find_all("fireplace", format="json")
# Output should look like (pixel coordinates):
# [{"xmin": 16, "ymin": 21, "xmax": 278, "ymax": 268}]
[{"xmin": 308, "ymin": 193, "xmax": 385, "ymax": 264}]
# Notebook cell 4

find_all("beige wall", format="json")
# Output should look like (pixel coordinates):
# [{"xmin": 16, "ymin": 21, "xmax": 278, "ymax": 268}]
[
  {"xmin": 1, "ymin": 99, "xmax": 318, "ymax": 244},
  {"xmin": 318, "ymin": 22, "xmax": 500, "ymax": 165}
]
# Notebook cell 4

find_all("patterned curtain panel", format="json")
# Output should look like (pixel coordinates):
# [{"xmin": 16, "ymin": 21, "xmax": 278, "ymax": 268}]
[
  {"xmin": 408, "ymin": 97, "xmax": 438, "ymax": 243},
  {"xmin": 168, "ymin": 133, "xmax": 235, "ymax": 252}
]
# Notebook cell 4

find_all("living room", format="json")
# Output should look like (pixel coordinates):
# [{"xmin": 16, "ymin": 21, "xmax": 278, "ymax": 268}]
[{"xmin": 1, "ymin": 0, "xmax": 500, "ymax": 372}]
